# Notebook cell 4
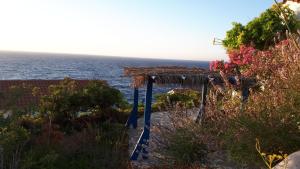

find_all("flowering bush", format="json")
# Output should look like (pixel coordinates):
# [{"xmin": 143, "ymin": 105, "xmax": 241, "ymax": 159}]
[
  {"xmin": 209, "ymin": 60, "xmax": 236, "ymax": 74},
  {"xmin": 243, "ymin": 39, "xmax": 292, "ymax": 78},
  {"xmin": 228, "ymin": 46, "xmax": 255, "ymax": 66},
  {"xmin": 221, "ymin": 35, "xmax": 300, "ymax": 166},
  {"xmin": 210, "ymin": 45, "xmax": 256, "ymax": 75}
]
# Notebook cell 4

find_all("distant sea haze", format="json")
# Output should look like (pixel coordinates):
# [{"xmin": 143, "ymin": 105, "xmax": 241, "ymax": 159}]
[{"xmin": 0, "ymin": 51, "xmax": 209, "ymax": 101}]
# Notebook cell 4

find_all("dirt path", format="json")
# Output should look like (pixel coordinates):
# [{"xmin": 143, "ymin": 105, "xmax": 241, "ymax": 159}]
[
  {"xmin": 128, "ymin": 109, "xmax": 199, "ymax": 168},
  {"xmin": 128, "ymin": 109, "xmax": 242, "ymax": 169},
  {"xmin": 128, "ymin": 111, "xmax": 170, "ymax": 168}
]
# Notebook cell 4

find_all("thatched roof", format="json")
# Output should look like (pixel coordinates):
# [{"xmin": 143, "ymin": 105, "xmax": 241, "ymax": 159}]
[{"xmin": 124, "ymin": 66, "xmax": 220, "ymax": 88}]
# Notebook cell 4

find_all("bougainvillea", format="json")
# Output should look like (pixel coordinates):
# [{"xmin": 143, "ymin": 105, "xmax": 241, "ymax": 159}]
[
  {"xmin": 210, "ymin": 40, "xmax": 293, "ymax": 77},
  {"xmin": 210, "ymin": 45, "xmax": 256, "ymax": 75},
  {"xmin": 243, "ymin": 39, "xmax": 292, "ymax": 78},
  {"xmin": 228, "ymin": 46, "xmax": 255, "ymax": 66},
  {"xmin": 209, "ymin": 60, "xmax": 236, "ymax": 74}
]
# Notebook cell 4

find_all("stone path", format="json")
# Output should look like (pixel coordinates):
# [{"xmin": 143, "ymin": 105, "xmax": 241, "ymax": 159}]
[
  {"xmin": 128, "ymin": 110, "xmax": 247, "ymax": 169},
  {"xmin": 128, "ymin": 111, "xmax": 171, "ymax": 168}
]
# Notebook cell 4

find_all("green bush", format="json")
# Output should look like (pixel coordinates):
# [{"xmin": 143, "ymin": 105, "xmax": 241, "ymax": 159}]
[
  {"xmin": 0, "ymin": 114, "xmax": 30, "ymax": 169},
  {"xmin": 220, "ymin": 36, "xmax": 300, "ymax": 167},
  {"xmin": 224, "ymin": 105, "xmax": 300, "ymax": 166},
  {"xmin": 165, "ymin": 127, "xmax": 207, "ymax": 165},
  {"xmin": 223, "ymin": 4, "xmax": 298, "ymax": 50},
  {"xmin": 0, "ymin": 78, "xmax": 131, "ymax": 169},
  {"xmin": 39, "ymin": 78, "xmax": 128, "ymax": 127},
  {"xmin": 154, "ymin": 89, "xmax": 200, "ymax": 111},
  {"xmin": 20, "ymin": 123, "xmax": 129, "ymax": 169}
]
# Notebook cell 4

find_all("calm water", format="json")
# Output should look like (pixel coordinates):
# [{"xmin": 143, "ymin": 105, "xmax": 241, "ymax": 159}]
[{"xmin": 0, "ymin": 51, "xmax": 209, "ymax": 101}]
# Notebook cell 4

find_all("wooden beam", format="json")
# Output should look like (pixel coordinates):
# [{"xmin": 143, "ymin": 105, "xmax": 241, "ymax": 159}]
[
  {"xmin": 196, "ymin": 77, "xmax": 209, "ymax": 123},
  {"xmin": 125, "ymin": 88, "xmax": 139, "ymax": 128},
  {"xmin": 130, "ymin": 78, "xmax": 153, "ymax": 160}
]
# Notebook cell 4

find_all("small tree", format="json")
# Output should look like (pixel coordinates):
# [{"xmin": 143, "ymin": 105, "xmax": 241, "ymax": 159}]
[
  {"xmin": 223, "ymin": 4, "xmax": 298, "ymax": 50},
  {"xmin": 39, "ymin": 78, "xmax": 83, "ymax": 122},
  {"xmin": 39, "ymin": 78, "xmax": 127, "ymax": 126}
]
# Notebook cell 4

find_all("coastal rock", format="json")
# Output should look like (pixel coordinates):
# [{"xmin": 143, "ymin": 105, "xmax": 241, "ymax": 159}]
[{"xmin": 273, "ymin": 151, "xmax": 300, "ymax": 169}]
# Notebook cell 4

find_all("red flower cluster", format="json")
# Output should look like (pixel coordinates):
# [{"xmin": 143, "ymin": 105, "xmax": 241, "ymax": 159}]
[
  {"xmin": 228, "ymin": 45, "xmax": 256, "ymax": 66},
  {"xmin": 243, "ymin": 39, "xmax": 291, "ymax": 78},
  {"xmin": 276, "ymin": 39, "xmax": 290, "ymax": 47},
  {"xmin": 209, "ymin": 60, "xmax": 224, "ymax": 71},
  {"xmin": 210, "ymin": 39, "xmax": 291, "ymax": 77},
  {"xmin": 209, "ymin": 60, "xmax": 236, "ymax": 73},
  {"xmin": 210, "ymin": 46, "xmax": 255, "ymax": 74}
]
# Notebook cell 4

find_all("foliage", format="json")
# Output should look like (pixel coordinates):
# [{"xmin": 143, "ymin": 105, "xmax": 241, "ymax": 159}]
[
  {"xmin": 39, "ymin": 78, "xmax": 83, "ymax": 122},
  {"xmin": 153, "ymin": 89, "xmax": 200, "ymax": 111},
  {"xmin": 256, "ymin": 139, "xmax": 288, "ymax": 169},
  {"xmin": 210, "ymin": 45, "xmax": 256, "ymax": 75},
  {"xmin": 20, "ymin": 123, "xmax": 129, "ymax": 169},
  {"xmin": 0, "ymin": 113, "xmax": 30, "ymax": 169},
  {"xmin": 223, "ymin": 4, "xmax": 299, "ymax": 50},
  {"xmin": 0, "ymin": 78, "xmax": 131, "ymax": 169},
  {"xmin": 152, "ymin": 108, "xmax": 208, "ymax": 167},
  {"xmin": 224, "ymin": 108, "xmax": 300, "ymax": 166},
  {"xmin": 222, "ymin": 22, "xmax": 246, "ymax": 50},
  {"xmin": 219, "ymin": 36, "xmax": 300, "ymax": 166},
  {"xmin": 164, "ymin": 127, "xmax": 207, "ymax": 165},
  {"xmin": 82, "ymin": 80, "xmax": 127, "ymax": 110},
  {"xmin": 39, "ymin": 78, "xmax": 128, "ymax": 125}
]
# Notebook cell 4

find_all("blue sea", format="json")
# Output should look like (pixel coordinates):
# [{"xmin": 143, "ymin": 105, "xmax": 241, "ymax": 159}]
[{"xmin": 0, "ymin": 51, "xmax": 209, "ymax": 101}]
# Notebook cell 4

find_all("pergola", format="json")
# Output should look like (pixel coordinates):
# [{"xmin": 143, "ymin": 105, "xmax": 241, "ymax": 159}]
[{"xmin": 124, "ymin": 66, "xmax": 254, "ymax": 161}]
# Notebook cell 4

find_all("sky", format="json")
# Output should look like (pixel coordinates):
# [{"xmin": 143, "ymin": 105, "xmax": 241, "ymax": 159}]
[{"xmin": 0, "ymin": 0, "xmax": 275, "ymax": 61}]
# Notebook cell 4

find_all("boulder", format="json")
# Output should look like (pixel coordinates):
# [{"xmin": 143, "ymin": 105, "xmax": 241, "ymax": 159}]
[{"xmin": 273, "ymin": 151, "xmax": 300, "ymax": 169}]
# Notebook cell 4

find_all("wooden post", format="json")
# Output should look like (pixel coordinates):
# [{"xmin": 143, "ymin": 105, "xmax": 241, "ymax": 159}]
[
  {"xmin": 125, "ymin": 88, "xmax": 139, "ymax": 128},
  {"xmin": 130, "ymin": 77, "xmax": 153, "ymax": 161},
  {"xmin": 240, "ymin": 86, "xmax": 250, "ymax": 112},
  {"xmin": 196, "ymin": 77, "xmax": 208, "ymax": 123}
]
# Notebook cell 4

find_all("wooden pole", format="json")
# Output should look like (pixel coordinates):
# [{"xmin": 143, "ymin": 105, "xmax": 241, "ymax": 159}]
[
  {"xmin": 240, "ymin": 86, "xmax": 250, "ymax": 112},
  {"xmin": 130, "ymin": 77, "xmax": 153, "ymax": 160},
  {"xmin": 196, "ymin": 77, "xmax": 208, "ymax": 123},
  {"xmin": 125, "ymin": 88, "xmax": 139, "ymax": 128}
]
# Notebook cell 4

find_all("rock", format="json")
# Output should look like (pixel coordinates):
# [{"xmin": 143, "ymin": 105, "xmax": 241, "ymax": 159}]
[{"xmin": 273, "ymin": 151, "xmax": 300, "ymax": 169}]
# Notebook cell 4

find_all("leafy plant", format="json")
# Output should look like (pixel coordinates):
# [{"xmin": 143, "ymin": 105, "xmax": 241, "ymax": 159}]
[
  {"xmin": 220, "ymin": 36, "xmax": 300, "ymax": 166},
  {"xmin": 39, "ymin": 78, "xmax": 128, "ymax": 127},
  {"xmin": 20, "ymin": 123, "xmax": 129, "ymax": 169},
  {"xmin": 0, "ymin": 114, "xmax": 30, "ymax": 169},
  {"xmin": 0, "ymin": 78, "xmax": 131, "ymax": 169},
  {"xmin": 256, "ymin": 139, "xmax": 288, "ymax": 169},
  {"xmin": 223, "ymin": 4, "xmax": 298, "ymax": 50},
  {"xmin": 165, "ymin": 127, "xmax": 207, "ymax": 165},
  {"xmin": 154, "ymin": 89, "xmax": 200, "ymax": 111}
]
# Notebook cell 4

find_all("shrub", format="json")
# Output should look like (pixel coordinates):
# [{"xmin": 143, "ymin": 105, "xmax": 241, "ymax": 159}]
[
  {"xmin": 224, "ymin": 109, "xmax": 300, "ymax": 166},
  {"xmin": 82, "ymin": 80, "xmax": 126, "ymax": 110},
  {"xmin": 0, "ymin": 78, "xmax": 131, "ymax": 169},
  {"xmin": 223, "ymin": 4, "xmax": 298, "ymax": 50},
  {"xmin": 221, "ymin": 36, "xmax": 300, "ymax": 166},
  {"xmin": 152, "ymin": 108, "xmax": 208, "ymax": 167},
  {"xmin": 0, "ymin": 114, "xmax": 30, "ymax": 169},
  {"xmin": 153, "ymin": 89, "xmax": 200, "ymax": 111},
  {"xmin": 39, "ymin": 78, "xmax": 128, "ymax": 129},
  {"xmin": 21, "ymin": 123, "xmax": 129, "ymax": 169},
  {"xmin": 165, "ymin": 127, "xmax": 207, "ymax": 165}
]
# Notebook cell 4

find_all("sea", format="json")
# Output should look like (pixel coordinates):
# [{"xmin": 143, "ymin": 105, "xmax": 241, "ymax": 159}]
[{"xmin": 0, "ymin": 51, "xmax": 209, "ymax": 102}]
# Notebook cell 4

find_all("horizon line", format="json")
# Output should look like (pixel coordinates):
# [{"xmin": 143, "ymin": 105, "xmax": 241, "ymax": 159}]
[{"xmin": 0, "ymin": 50, "xmax": 211, "ymax": 62}]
